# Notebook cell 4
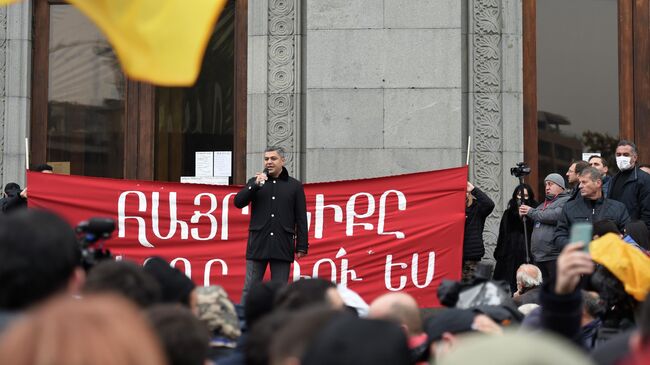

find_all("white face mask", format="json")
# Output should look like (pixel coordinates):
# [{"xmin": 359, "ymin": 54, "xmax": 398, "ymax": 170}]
[{"xmin": 616, "ymin": 156, "xmax": 633, "ymax": 171}]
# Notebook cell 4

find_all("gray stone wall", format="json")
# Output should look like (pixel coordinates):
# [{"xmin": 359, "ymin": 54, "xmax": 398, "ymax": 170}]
[
  {"xmin": 247, "ymin": 0, "xmax": 524, "ymax": 260},
  {"xmin": 0, "ymin": 1, "xmax": 30, "ymax": 189}
]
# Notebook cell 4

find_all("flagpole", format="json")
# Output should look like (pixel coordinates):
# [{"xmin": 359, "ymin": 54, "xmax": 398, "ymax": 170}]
[
  {"xmin": 25, "ymin": 137, "xmax": 29, "ymax": 170},
  {"xmin": 466, "ymin": 136, "xmax": 472, "ymax": 166}
]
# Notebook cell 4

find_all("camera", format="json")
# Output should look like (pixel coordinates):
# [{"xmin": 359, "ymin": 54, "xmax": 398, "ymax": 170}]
[
  {"xmin": 510, "ymin": 162, "xmax": 531, "ymax": 178},
  {"xmin": 76, "ymin": 217, "xmax": 115, "ymax": 270}
]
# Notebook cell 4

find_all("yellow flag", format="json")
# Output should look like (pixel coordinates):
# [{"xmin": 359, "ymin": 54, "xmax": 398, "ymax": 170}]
[
  {"xmin": 0, "ymin": 0, "xmax": 20, "ymax": 4},
  {"xmin": 67, "ymin": 0, "xmax": 228, "ymax": 86}
]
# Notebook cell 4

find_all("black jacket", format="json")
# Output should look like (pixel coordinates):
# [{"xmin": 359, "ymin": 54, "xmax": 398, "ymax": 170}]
[
  {"xmin": 607, "ymin": 166, "xmax": 650, "ymax": 230},
  {"xmin": 552, "ymin": 195, "xmax": 630, "ymax": 249},
  {"xmin": 234, "ymin": 167, "xmax": 308, "ymax": 261},
  {"xmin": 493, "ymin": 204, "xmax": 535, "ymax": 292},
  {"xmin": 463, "ymin": 188, "xmax": 495, "ymax": 261}
]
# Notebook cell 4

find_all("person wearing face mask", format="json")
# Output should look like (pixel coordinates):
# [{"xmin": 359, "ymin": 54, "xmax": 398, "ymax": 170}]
[
  {"xmin": 608, "ymin": 140, "xmax": 650, "ymax": 231},
  {"xmin": 493, "ymin": 183, "xmax": 538, "ymax": 293},
  {"xmin": 518, "ymin": 173, "xmax": 570, "ymax": 281}
]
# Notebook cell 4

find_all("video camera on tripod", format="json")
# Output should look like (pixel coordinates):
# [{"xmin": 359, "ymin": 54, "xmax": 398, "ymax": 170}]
[{"xmin": 76, "ymin": 217, "xmax": 115, "ymax": 270}]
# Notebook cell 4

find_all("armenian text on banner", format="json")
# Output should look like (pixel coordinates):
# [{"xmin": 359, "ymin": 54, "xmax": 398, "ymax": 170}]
[{"xmin": 27, "ymin": 167, "xmax": 467, "ymax": 307}]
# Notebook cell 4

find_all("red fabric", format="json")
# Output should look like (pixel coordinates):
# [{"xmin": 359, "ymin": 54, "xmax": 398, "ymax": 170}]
[{"xmin": 27, "ymin": 166, "xmax": 467, "ymax": 307}]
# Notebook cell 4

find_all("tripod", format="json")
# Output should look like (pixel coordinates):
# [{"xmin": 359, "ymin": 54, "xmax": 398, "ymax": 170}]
[{"xmin": 515, "ymin": 176, "xmax": 531, "ymax": 264}]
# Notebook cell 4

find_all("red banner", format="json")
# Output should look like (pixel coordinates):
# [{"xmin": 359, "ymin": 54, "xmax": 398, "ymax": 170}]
[{"xmin": 27, "ymin": 167, "xmax": 467, "ymax": 307}]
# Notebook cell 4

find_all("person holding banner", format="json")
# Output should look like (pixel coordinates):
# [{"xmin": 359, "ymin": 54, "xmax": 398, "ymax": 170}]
[{"xmin": 234, "ymin": 147, "xmax": 308, "ymax": 302}]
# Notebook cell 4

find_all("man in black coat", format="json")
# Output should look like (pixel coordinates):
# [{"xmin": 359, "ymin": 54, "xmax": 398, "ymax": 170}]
[
  {"xmin": 234, "ymin": 147, "xmax": 308, "ymax": 301},
  {"xmin": 608, "ymin": 140, "xmax": 650, "ymax": 231},
  {"xmin": 553, "ymin": 167, "xmax": 630, "ymax": 248}
]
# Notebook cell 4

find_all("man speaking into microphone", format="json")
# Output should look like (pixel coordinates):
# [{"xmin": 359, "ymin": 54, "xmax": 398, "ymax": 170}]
[{"xmin": 234, "ymin": 146, "xmax": 309, "ymax": 301}]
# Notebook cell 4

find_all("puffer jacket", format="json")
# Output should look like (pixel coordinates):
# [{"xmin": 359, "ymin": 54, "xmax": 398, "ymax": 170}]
[
  {"xmin": 463, "ymin": 187, "xmax": 495, "ymax": 261},
  {"xmin": 526, "ymin": 192, "xmax": 570, "ymax": 262},
  {"xmin": 552, "ymin": 196, "xmax": 630, "ymax": 249}
]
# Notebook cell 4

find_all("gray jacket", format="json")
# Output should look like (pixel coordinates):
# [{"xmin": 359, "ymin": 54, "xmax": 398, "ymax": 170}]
[{"xmin": 526, "ymin": 192, "xmax": 570, "ymax": 262}]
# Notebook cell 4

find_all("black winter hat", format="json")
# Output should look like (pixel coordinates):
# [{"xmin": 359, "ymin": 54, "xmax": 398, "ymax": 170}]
[
  {"xmin": 425, "ymin": 308, "xmax": 476, "ymax": 343},
  {"xmin": 143, "ymin": 257, "xmax": 195, "ymax": 305}
]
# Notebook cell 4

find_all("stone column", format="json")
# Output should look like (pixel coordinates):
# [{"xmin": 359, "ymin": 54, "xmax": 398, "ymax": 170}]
[
  {"xmin": 247, "ymin": 0, "xmax": 303, "ymax": 179},
  {"xmin": 468, "ymin": 0, "xmax": 523, "ymax": 261},
  {"xmin": 0, "ymin": 1, "xmax": 31, "ymax": 188}
]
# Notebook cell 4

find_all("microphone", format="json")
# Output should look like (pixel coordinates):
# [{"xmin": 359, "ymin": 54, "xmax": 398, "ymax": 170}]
[{"xmin": 259, "ymin": 168, "xmax": 270, "ymax": 187}]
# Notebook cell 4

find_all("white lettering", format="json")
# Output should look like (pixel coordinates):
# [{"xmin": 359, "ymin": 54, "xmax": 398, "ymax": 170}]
[
  {"xmin": 411, "ymin": 252, "xmax": 435, "ymax": 288},
  {"xmin": 190, "ymin": 193, "xmax": 218, "ymax": 240},
  {"xmin": 314, "ymin": 194, "xmax": 344, "ymax": 239},
  {"xmin": 170, "ymin": 257, "xmax": 192, "ymax": 278},
  {"xmin": 384, "ymin": 254, "xmax": 408, "ymax": 291},
  {"xmin": 378, "ymin": 190, "xmax": 407, "ymax": 239},
  {"xmin": 204, "ymin": 259, "xmax": 228, "ymax": 286},
  {"xmin": 151, "ymin": 192, "xmax": 189, "ymax": 240},
  {"xmin": 118, "ymin": 191, "xmax": 154, "ymax": 248},
  {"xmin": 346, "ymin": 193, "xmax": 375, "ymax": 236}
]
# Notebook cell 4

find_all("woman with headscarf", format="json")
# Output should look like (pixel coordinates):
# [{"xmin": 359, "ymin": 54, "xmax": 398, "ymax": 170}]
[
  {"xmin": 462, "ymin": 182, "xmax": 495, "ymax": 282},
  {"xmin": 493, "ymin": 184, "xmax": 538, "ymax": 293}
]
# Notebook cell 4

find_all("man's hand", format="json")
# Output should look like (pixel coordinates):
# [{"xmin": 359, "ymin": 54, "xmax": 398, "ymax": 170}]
[
  {"xmin": 467, "ymin": 182, "xmax": 475, "ymax": 192},
  {"xmin": 555, "ymin": 242, "xmax": 594, "ymax": 295},
  {"xmin": 255, "ymin": 172, "xmax": 268, "ymax": 186},
  {"xmin": 20, "ymin": 188, "xmax": 27, "ymax": 199},
  {"xmin": 518, "ymin": 204, "xmax": 531, "ymax": 216},
  {"xmin": 295, "ymin": 251, "xmax": 307, "ymax": 260}
]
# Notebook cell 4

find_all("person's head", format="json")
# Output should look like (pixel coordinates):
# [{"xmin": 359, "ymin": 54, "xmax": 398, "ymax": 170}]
[
  {"xmin": 82, "ymin": 260, "xmax": 162, "ymax": 308},
  {"xmin": 245, "ymin": 281, "xmax": 286, "ymax": 329},
  {"xmin": 33, "ymin": 163, "xmax": 53, "ymax": 173},
  {"xmin": 0, "ymin": 209, "xmax": 83, "ymax": 310},
  {"xmin": 425, "ymin": 308, "xmax": 502, "ymax": 361},
  {"xmin": 143, "ymin": 257, "xmax": 196, "ymax": 308},
  {"xmin": 592, "ymin": 219, "xmax": 621, "ymax": 240},
  {"xmin": 368, "ymin": 293, "xmax": 423, "ymax": 337},
  {"xmin": 275, "ymin": 278, "xmax": 345, "ymax": 311},
  {"xmin": 581, "ymin": 291, "xmax": 603, "ymax": 326},
  {"xmin": 625, "ymin": 220, "xmax": 650, "ymax": 250},
  {"xmin": 269, "ymin": 307, "xmax": 346, "ymax": 365},
  {"xmin": 567, "ymin": 161, "xmax": 589, "ymax": 185},
  {"xmin": 543, "ymin": 173, "xmax": 566, "ymax": 198},
  {"xmin": 516, "ymin": 264, "xmax": 543, "ymax": 293},
  {"xmin": 264, "ymin": 146, "xmax": 286, "ymax": 178},
  {"xmin": 146, "ymin": 304, "xmax": 210, "ymax": 365},
  {"xmin": 616, "ymin": 140, "xmax": 638, "ymax": 170},
  {"xmin": 3, "ymin": 182, "xmax": 21, "ymax": 196},
  {"xmin": 589, "ymin": 155, "xmax": 609, "ymax": 176},
  {"xmin": 0, "ymin": 295, "xmax": 167, "ymax": 365},
  {"xmin": 640, "ymin": 164, "xmax": 650, "ymax": 175},
  {"xmin": 578, "ymin": 166, "xmax": 604, "ymax": 200},
  {"xmin": 301, "ymin": 316, "xmax": 411, "ymax": 365},
  {"xmin": 195, "ymin": 285, "xmax": 241, "ymax": 340},
  {"xmin": 246, "ymin": 309, "xmax": 295, "ymax": 365}
]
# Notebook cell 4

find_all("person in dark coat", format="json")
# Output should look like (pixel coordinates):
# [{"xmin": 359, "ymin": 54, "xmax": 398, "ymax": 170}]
[
  {"xmin": 493, "ymin": 184, "xmax": 537, "ymax": 293},
  {"xmin": 234, "ymin": 146, "xmax": 308, "ymax": 302},
  {"xmin": 608, "ymin": 140, "xmax": 650, "ymax": 230},
  {"xmin": 0, "ymin": 183, "xmax": 27, "ymax": 213},
  {"xmin": 553, "ymin": 167, "xmax": 630, "ymax": 249},
  {"xmin": 462, "ymin": 182, "xmax": 495, "ymax": 282}
]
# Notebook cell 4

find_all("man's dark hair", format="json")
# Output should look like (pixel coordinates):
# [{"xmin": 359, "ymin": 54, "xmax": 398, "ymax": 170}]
[
  {"xmin": 274, "ymin": 278, "xmax": 337, "ymax": 311},
  {"xmin": 32, "ymin": 163, "xmax": 53, "ymax": 172},
  {"xmin": 83, "ymin": 260, "xmax": 162, "ymax": 308},
  {"xmin": 582, "ymin": 291, "xmax": 605, "ymax": 319},
  {"xmin": 147, "ymin": 304, "xmax": 210, "ymax": 365},
  {"xmin": 618, "ymin": 140, "xmax": 638, "ymax": 155},
  {"xmin": 579, "ymin": 166, "xmax": 603, "ymax": 182},
  {"xmin": 593, "ymin": 219, "xmax": 621, "ymax": 238},
  {"xmin": 0, "ymin": 209, "xmax": 81, "ymax": 310},
  {"xmin": 3, "ymin": 183, "xmax": 20, "ymax": 194},
  {"xmin": 575, "ymin": 160, "xmax": 590, "ymax": 175},
  {"xmin": 589, "ymin": 155, "xmax": 609, "ymax": 168},
  {"xmin": 270, "ymin": 307, "xmax": 347, "ymax": 365},
  {"xmin": 244, "ymin": 281, "xmax": 285, "ymax": 329},
  {"xmin": 245, "ymin": 309, "xmax": 294, "ymax": 365}
]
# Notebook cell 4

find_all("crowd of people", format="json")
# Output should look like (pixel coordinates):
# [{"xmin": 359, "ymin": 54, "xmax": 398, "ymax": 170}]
[{"xmin": 0, "ymin": 141, "xmax": 650, "ymax": 364}]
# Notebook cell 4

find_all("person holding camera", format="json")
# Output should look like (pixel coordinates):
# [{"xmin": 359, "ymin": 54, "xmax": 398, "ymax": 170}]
[
  {"xmin": 462, "ymin": 182, "xmax": 495, "ymax": 282},
  {"xmin": 518, "ymin": 173, "xmax": 570, "ymax": 281}
]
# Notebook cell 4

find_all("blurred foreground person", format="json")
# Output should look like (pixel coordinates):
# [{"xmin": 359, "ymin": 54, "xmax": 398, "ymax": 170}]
[
  {"xmin": 0, "ymin": 209, "xmax": 85, "ymax": 333},
  {"xmin": 147, "ymin": 304, "xmax": 210, "ymax": 365},
  {"xmin": 0, "ymin": 295, "xmax": 167, "ymax": 365},
  {"xmin": 194, "ymin": 286, "xmax": 241, "ymax": 363}
]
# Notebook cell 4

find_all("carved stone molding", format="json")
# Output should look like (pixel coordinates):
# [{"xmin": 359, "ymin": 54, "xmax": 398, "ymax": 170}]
[
  {"xmin": 267, "ymin": 0, "xmax": 300, "ymax": 177},
  {"xmin": 471, "ymin": 0, "xmax": 503, "ymax": 255}
]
